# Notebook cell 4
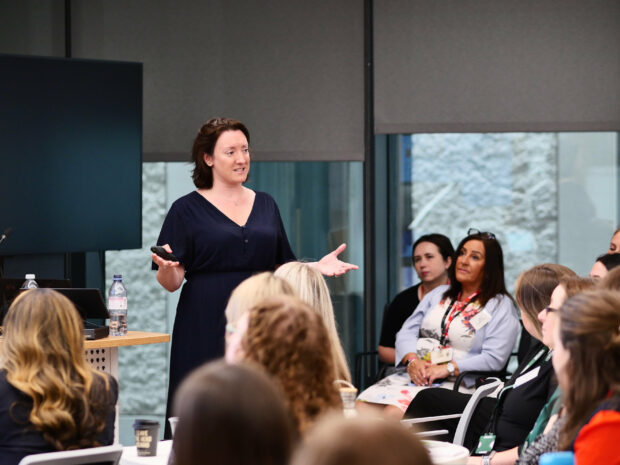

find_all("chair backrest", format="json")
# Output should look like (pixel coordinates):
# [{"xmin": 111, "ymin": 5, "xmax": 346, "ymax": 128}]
[
  {"xmin": 18, "ymin": 445, "xmax": 123, "ymax": 465},
  {"xmin": 453, "ymin": 378, "xmax": 502, "ymax": 446}
]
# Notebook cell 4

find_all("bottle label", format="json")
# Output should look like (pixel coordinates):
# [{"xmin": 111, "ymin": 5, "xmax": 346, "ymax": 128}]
[{"xmin": 108, "ymin": 296, "xmax": 127, "ymax": 311}]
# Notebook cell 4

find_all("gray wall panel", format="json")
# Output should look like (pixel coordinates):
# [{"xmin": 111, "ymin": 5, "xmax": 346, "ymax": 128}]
[
  {"xmin": 72, "ymin": 0, "xmax": 365, "ymax": 161},
  {"xmin": 374, "ymin": 0, "xmax": 620, "ymax": 133}
]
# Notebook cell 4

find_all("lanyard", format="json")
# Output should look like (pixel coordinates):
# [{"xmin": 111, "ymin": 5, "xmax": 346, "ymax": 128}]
[{"xmin": 439, "ymin": 290, "xmax": 480, "ymax": 346}]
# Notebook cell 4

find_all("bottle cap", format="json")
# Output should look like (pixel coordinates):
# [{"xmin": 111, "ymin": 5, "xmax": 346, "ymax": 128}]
[
  {"xmin": 25, "ymin": 274, "xmax": 36, "ymax": 279},
  {"xmin": 113, "ymin": 274, "xmax": 123, "ymax": 279}
]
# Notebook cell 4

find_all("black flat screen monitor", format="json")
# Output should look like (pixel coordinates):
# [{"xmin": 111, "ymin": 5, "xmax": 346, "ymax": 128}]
[{"xmin": 0, "ymin": 54, "xmax": 142, "ymax": 255}]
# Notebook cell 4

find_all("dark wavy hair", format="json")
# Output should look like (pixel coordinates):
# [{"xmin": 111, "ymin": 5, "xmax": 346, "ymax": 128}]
[
  {"xmin": 443, "ymin": 232, "xmax": 510, "ymax": 306},
  {"xmin": 191, "ymin": 117, "xmax": 251, "ymax": 189},
  {"xmin": 594, "ymin": 252, "xmax": 620, "ymax": 271},
  {"xmin": 411, "ymin": 233, "xmax": 455, "ymax": 264}
]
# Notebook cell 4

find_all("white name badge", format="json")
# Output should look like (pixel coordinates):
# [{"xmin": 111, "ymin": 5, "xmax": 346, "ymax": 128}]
[
  {"xmin": 514, "ymin": 366, "xmax": 541, "ymax": 388},
  {"xmin": 430, "ymin": 347, "xmax": 453, "ymax": 364},
  {"xmin": 470, "ymin": 310, "xmax": 492, "ymax": 331}
]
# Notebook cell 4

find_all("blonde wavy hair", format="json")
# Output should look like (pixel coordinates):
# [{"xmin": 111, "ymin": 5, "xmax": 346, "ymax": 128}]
[
  {"xmin": 241, "ymin": 295, "xmax": 342, "ymax": 435},
  {"xmin": 274, "ymin": 262, "xmax": 351, "ymax": 382},
  {"xmin": 224, "ymin": 272, "xmax": 296, "ymax": 327},
  {"xmin": 0, "ymin": 289, "xmax": 112, "ymax": 450}
]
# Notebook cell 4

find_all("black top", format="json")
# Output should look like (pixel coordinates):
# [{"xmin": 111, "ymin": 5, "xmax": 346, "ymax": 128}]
[
  {"xmin": 485, "ymin": 340, "xmax": 557, "ymax": 451},
  {"xmin": 379, "ymin": 283, "xmax": 421, "ymax": 348},
  {"xmin": 0, "ymin": 370, "xmax": 118, "ymax": 465},
  {"xmin": 154, "ymin": 191, "xmax": 296, "ymax": 435}
]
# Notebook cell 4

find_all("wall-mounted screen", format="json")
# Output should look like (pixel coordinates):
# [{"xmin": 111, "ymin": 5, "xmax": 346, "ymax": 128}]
[{"xmin": 0, "ymin": 54, "xmax": 142, "ymax": 255}]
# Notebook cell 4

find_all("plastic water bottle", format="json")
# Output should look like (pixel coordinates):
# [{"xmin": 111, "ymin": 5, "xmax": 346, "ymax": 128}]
[
  {"xmin": 21, "ymin": 274, "xmax": 39, "ymax": 289},
  {"xmin": 108, "ymin": 274, "xmax": 128, "ymax": 336}
]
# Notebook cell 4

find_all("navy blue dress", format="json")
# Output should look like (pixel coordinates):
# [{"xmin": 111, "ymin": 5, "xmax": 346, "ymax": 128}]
[{"xmin": 155, "ymin": 190, "xmax": 295, "ymax": 427}]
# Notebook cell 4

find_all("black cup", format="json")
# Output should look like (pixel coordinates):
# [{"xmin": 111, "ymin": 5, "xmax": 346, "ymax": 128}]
[{"xmin": 133, "ymin": 419, "xmax": 160, "ymax": 456}]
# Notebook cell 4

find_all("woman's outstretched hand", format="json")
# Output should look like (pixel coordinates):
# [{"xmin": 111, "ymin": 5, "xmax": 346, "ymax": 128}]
[{"xmin": 314, "ymin": 243, "xmax": 359, "ymax": 277}]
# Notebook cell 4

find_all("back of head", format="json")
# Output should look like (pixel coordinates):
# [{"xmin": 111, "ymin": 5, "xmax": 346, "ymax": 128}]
[
  {"xmin": 291, "ymin": 414, "xmax": 433, "ymax": 465},
  {"xmin": 515, "ymin": 264, "xmax": 576, "ymax": 337},
  {"xmin": 595, "ymin": 252, "xmax": 620, "ymax": 271},
  {"xmin": 560, "ymin": 276, "xmax": 596, "ymax": 299},
  {"xmin": 242, "ymin": 295, "xmax": 342, "ymax": 434},
  {"xmin": 557, "ymin": 290, "xmax": 620, "ymax": 450},
  {"xmin": 225, "ymin": 272, "xmax": 296, "ymax": 327},
  {"xmin": 173, "ymin": 361, "xmax": 294, "ymax": 465},
  {"xmin": 1, "ymin": 289, "xmax": 109, "ymax": 450},
  {"xmin": 599, "ymin": 266, "xmax": 620, "ymax": 291},
  {"xmin": 2, "ymin": 289, "xmax": 85, "ymax": 367},
  {"xmin": 274, "ymin": 262, "xmax": 351, "ymax": 382}
]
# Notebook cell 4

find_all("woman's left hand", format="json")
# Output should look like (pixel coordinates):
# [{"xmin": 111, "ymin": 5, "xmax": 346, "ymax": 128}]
[
  {"xmin": 315, "ymin": 243, "xmax": 359, "ymax": 277},
  {"xmin": 426, "ymin": 364, "xmax": 450, "ymax": 385}
]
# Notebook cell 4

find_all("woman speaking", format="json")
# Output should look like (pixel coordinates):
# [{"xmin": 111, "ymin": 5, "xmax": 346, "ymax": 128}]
[{"xmin": 152, "ymin": 117, "xmax": 357, "ymax": 434}]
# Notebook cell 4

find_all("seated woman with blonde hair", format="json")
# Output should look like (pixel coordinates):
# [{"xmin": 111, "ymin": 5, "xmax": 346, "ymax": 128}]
[
  {"xmin": 224, "ymin": 271, "xmax": 296, "ymax": 329},
  {"xmin": 275, "ymin": 261, "xmax": 351, "ymax": 382},
  {"xmin": 0, "ymin": 289, "xmax": 117, "ymax": 465},
  {"xmin": 226, "ymin": 295, "xmax": 342, "ymax": 435}
]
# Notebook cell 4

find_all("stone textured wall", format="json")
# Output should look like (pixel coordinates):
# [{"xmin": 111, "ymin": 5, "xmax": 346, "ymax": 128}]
[
  {"xmin": 409, "ymin": 133, "xmax": 558, "ymax": 291},
  {"xmin": 105, "ymin": 162, "xmax": 171, "ymax": 443}
]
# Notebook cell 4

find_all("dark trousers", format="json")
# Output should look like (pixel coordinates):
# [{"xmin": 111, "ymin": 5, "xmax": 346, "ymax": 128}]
[{"xmin": 404, "ymin": 387, "xmax": 495, "ymax": 452}]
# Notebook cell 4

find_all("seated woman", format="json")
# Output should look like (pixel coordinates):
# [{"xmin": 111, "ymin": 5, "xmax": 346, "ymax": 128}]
[
  {"xmin": 589, "ymin": 252, "xmax": 620, "ymax": 279},
  {"xmin": 224, "ymin": 271, "xmax": 296, "ymax": 328},
  {"xmin": 551, "ymin": 290, "xmax": 620, "ymax": 465},
  {"xmin": 274, "ymin": 261, "xmax": 351, "ymax": 382},
  {"xmin": 0, "ymin": 289, "xmax": 117, "ymax": 465},
  {"xmin": 405, "ymin": 264, "xmax": 575, "ymax": 456},
  {"xmin": 357, "ymin": 230, "xmax": 520, "ymax": 416},
  {"xmin": 291, "ymin": 413, "xmax": 432, "ymax": 465},
  {"xmin": 226, "ymin": 295, "xmax": 342, "ymax": 435},
  {"xmin": 511, "ymin": 276, "xmax": 596, "ymax": 465},
  {"xmin": 378, "ymin": 234, "xmax": 454, "ymax": 368},
  {"xmin": 172, "ymin": 360, "xmax": 294, "ymax": 465}
]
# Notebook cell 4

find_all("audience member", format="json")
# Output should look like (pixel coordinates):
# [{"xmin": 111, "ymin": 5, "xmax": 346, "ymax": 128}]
[
  {"xmin": 226, "ymin": 295, "xmax": 342, "ymax": 435},
  {"xmin": 608, "ymin": 227, "xmax": 620, "ymax": 254},
  {"xmin": 589, "ymin": 252, "xmax": 620, "ymax": 279},
  {"xmin": 224, "ymin": 272, "xmax": 296, "ymax": 328},
  {"xmin": 515, "ymin": 276, "xmax": 596, "ymax": 465},
  {"xmin": 378, "ymin": 234, "xmax": 454, "ymax": 368},
  {"xmin": 274, "ymin": 261, "xmax": 351, "ymax": 382},
  {"xmin": 552, "ymin": 291, "xmax": 620, "ymax": 465},
  {"xmin": 291, "ymin": 414, "xmax": 432, "ymax": 465},
  {"xmin": 598, "ymin": 266, "xmax": 620, "ymax": 291},
  {"xmin": 357, "ymin": 230, "xmax": 519, "ymax": 417},
  {"xmin": 406, "ymin": 264, "xmax": 575, "ymax": 458},
  {"xmin": 172, "ymin": 361, "xmax": 294, "ymax": 465},
  {"xmin": 0, "ymin": 289, "xmax": 117, "ymax": 465}
]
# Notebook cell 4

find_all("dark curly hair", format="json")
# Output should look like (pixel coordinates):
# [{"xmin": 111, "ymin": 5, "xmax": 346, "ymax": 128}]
[
  {"xmin": 191, "ymin": 117, "xmax": 251, "ymax": 188},
  {"xmin": 242, "ymin": 295, "xmax": 342, "ymax": 435}
]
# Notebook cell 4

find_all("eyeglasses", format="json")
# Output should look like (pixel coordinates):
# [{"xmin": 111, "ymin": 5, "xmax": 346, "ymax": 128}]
[{"xmin": 467, "ymin": 228, "xmax": 496, "ymax": 240}]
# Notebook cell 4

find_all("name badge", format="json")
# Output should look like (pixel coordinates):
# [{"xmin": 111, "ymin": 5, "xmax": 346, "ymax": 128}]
[
  {"xmin": 470, "ymin": 310, "xmax": 492, "ymax": 331},
  {"xmin": 513, "ymin": 366, "xmax": 540, "ymax": 388},
  {"xmin": 430, "ymin": 347, "xmax": 453, "ymax": 364}
]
